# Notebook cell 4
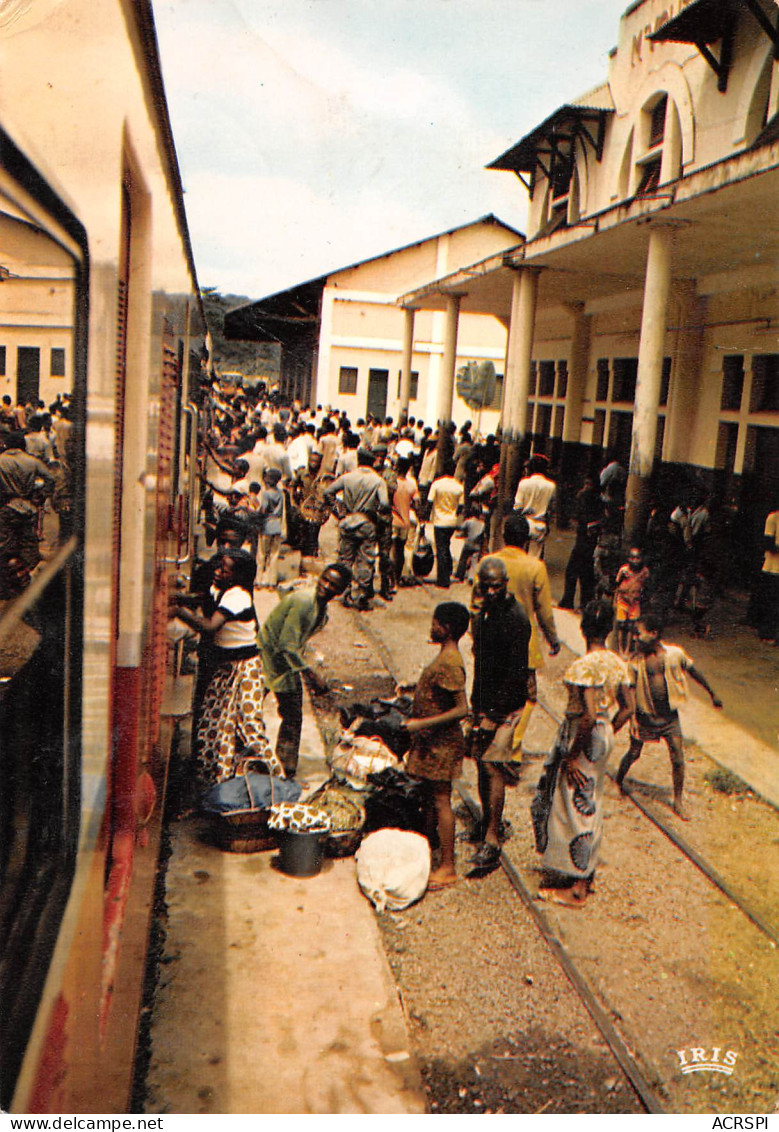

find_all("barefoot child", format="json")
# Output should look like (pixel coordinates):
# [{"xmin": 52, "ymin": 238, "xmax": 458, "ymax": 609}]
[
  {"xmin": 402, "ymin": 602, "xmax": 471, "ymax": 890},
  {"xmin": 613, "ymin": 546, "xmax": 649, "ymax": 656},
  {"xmin": 616, "ymin": 610, "xmax": 722, "ymax": 819}
]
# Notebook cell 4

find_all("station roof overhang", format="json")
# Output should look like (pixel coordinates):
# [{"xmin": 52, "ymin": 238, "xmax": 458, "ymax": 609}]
[
  {"xmin": 222, "ymin": 213, "xmax": 524, "ymax": 346},
  {"xmin": 487, "ymin": 101, "xmax": 614, "ymax": 191},
  {"xmin": 223, "ymin": 277, "xmax": 325, "ymax": 347},
  {"xmin": 649, "ymin": 0, "xmax": 779, "ymax": 92},
  {"xmin": 400, "ymin": 144, "xmax": 779, "ymax": 322}
]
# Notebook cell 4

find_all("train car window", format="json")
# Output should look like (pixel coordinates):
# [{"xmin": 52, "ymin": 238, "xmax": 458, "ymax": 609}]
[{"xmin": 0, "ymin": 128, "xmax": 87, "ymax": 1108}]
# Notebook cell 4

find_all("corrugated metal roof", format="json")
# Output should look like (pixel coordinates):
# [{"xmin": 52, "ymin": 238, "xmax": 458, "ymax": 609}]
[
  {"xmin": 224, "ymin": 214, "xmax": 525, "ymax": 340},
  {"xmin": 487, "ymin": 105, "xmax": 613, "ymax": 174},
  {"xmin": 651, "ymin": 0, "xmax": 778, "ymax": 46}
]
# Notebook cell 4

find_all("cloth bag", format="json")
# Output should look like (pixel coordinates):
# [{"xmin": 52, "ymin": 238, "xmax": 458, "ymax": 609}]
[
  {"xmin": 327, "ymin": 732, "xmax": 400, "ymax": 789},
  {"xmin": 201, "ymin": 770, "xmax": 301, "ymax": 813},
  {"xmin": 530, "ymin": 719, "xmax": 571, "ymax": 853},
  {"xmin": 411, "ymin": 524, "xmax": 435, "ymax": 578},
  {"xmin": 355, "ymin": 828, "xmax": 430, "ymax": 911}
]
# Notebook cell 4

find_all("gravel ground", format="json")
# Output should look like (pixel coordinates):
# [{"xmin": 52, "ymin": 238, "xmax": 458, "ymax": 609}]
[{"xmin": 307, "ymin": 564, "xmax": 779, "ymax": 1116}]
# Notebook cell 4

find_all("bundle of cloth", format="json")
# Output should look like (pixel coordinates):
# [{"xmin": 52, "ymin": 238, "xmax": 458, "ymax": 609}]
[{"xmin": 338, "ymin": 695, "xmax": 413, "ymax": 758}]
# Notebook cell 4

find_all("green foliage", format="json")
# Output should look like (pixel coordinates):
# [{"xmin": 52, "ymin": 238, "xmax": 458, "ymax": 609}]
[
  {"xmin": 456, "ymin": 360, "xmax": 497, "ymax": 411},
  {"xmin": 200, "ymin": 286, "xmax": 281, "ymax": 379}
]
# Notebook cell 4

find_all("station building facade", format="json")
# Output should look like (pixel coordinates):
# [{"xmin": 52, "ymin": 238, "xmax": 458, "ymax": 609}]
[
  {"xmin": 315, "ymin": 216, "xmax": 521, "ymax": 430},
  {"xmin": 225, "ymin": 216, "xmax": 521, "ymax": 432},
  {"xmin": 0, "ymin": 260, "xmax": 74, "ymax": 412},
  {"xmin": 401, "ymin": 0, "xmax": 778, "ymax": 568}
]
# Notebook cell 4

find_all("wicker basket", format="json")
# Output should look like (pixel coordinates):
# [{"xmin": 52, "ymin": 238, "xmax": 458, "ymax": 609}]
[
  {"xmin": 210, "ymin": 809, "xmax": 277, "ymax": 853},
  {"xmin": 207, "ymin": 759, "xmax": 280, "ymax": 853}
]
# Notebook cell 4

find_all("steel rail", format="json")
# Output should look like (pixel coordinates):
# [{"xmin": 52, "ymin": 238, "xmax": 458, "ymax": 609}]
[
  {"xmin": 455, "ymin": 781, "xmax": 667, "ymax": 1115},
  {"xmin": 533, "ymin": 696, "xmax": 779, "ymax": 947},
  {"xmin": 350, "ymin": 604, "xmax": 665, "ymax": 1112},
  {"xmin": 357, "ymin": 600, "xmax": 778, "ymax": 945},
  {"xmin": 346, "ymin": 596, "xmax": 776, "ymax": 1115}
]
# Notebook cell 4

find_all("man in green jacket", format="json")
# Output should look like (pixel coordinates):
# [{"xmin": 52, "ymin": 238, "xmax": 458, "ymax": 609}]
[{"xmin": 258, "ymin": 562, "xmax": 351, "ymax": 775}]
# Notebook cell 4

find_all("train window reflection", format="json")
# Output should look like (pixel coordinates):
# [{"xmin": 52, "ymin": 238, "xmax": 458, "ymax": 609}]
[{"xmin": 0, "ymin": 155, "xmax": 85, "ymax": 1106}]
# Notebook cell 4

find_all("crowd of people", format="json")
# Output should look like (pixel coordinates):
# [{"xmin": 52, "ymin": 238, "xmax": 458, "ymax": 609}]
[
  {"xmin": 170, "ymin": 377, "xmax": 777, "ymax": 903},
  {"xmin": 0, "ymin": 393, "xmax": 74, "ymax": 601},
  {"xmin": 196, "ymin": 379, "xmax": 506, "ymax": 609},
  {"xmin": 174, "ymin": 380, "xmax": 508, "ymax": 792}
]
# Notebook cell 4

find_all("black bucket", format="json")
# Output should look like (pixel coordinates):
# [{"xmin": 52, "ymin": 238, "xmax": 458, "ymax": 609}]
[{"xmin": 278, "ymin": 830, "xmax": 325, "ymax": 877}]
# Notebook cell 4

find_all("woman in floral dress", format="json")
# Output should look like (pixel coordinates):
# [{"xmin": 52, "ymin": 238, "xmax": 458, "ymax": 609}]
[{"xmin": 533, "ymin": 600, "xmax": 634, "ymax": 906}]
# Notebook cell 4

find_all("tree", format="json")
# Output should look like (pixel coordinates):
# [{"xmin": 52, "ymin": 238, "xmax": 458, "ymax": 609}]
[
  {"xmin": 456, "ymin": 360, "xmax": 497, "ymax": 412},
  {"xmin": 200, "ymin": 286, "xmax": 281, "ymax": 379}
]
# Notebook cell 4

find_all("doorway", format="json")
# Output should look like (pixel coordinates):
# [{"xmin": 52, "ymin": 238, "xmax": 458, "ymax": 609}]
[
  {"xmin": 367, "ymin": 368, "xmax": 388, "ymax": 420},
  {"xmin": 16, "ymin": 346, "xmax": 40, "ymax": 406}
]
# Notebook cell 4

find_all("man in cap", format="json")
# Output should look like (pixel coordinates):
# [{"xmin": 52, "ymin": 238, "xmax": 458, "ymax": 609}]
[
  {"xmin": 0, "ymin": 429, "xmax": 55, "ymax": 586},
  {"xmin": 323, "ymin": 448, "xmax": 389, "ymax": 610}
]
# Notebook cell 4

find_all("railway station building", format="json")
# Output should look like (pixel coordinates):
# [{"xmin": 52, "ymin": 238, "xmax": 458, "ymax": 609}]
[
  {"xmin": 225, "ymin": 215, "xmax": 521, "ymax": 431},
  {"xmin": 399, "ymin": 0, "xmax": 779, "ymax": 570}
]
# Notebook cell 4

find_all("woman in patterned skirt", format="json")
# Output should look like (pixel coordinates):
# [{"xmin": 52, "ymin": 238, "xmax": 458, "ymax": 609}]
[
  {"xmin": 170, "ymin": 548, "xmax": 284, "ymax": 788},
  {"xmin": 533, "ymin": 600, "xmax": 634, "ymax": 907}
]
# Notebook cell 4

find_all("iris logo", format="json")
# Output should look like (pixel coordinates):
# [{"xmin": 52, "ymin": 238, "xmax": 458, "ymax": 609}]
[{"xmin": 676, "ymin": 1047, "xmax": 739, "ymax": 1075}]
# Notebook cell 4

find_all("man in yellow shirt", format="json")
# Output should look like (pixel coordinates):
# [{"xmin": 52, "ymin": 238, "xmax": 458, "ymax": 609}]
[
  {"xmin": 427, "ymin": 459, "xmax": 464, "ymax": 588},
  {"xmin": 474, "ymin": 513, "xmax": 561, "ymax": 764}
]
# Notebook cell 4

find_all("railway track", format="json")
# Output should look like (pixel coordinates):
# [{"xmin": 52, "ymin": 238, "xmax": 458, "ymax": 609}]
[
  {"xmin": 348, "ymin": 595, "xmax": 779, "ymax": 1114},
  {"xmin": 532, "ymin": 697, "xmax": 779, "ymax": 949},
  {"xmin": 362, "ymin": 588, "xmax": 779, "ymax": 947}
]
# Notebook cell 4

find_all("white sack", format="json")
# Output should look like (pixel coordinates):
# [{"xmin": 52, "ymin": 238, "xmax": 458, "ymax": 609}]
[{"xmin": 355, "ymin": 828, "xmax": 431, "ymax": 912}]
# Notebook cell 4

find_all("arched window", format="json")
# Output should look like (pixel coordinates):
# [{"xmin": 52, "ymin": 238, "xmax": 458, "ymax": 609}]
[
  {"xmin": 569, "ymin": 161, "xmax": 582, "ymax": 224},
  {"xmin": 632, "ymin": 93, "xmax": 682, "ymax": 196},
  {"xmin": 541, "ymin": 139, "xmax": 586, "ymax": 233},
  {"xmin": 618, "ymin": 127, "xmax": 635, "ymax": 200},
  {"xmin": 744, "ymin": 52, "xmax": 773, "ymax": 146}
]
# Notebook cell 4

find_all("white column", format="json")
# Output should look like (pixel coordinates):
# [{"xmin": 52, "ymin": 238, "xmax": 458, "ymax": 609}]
[
  {"xmin": 496, "ymin": 267, "xmax": 540, "ymax": 527},
  {"xmin": 664, "ymin": 282, "xmax": 705, "ymax": 464},
  {"xmin": 398, "ymin": 306, "xmax": 415, "ymax": 424},
  {"xmin": 502, "ymin": 267, "xmax": 540, "ymax": 442},
  {"xmin": 562, "ymin": 301, "xmax": 591, "ymax": 444},
  {"xmin": 625, "ymin": 223, "xmax": 674, "ymax": 539},
  {"xmin": 434, "ymin": 293, "xmax": 462, "ymax": 476},
  {"xmin": 314, "ymin": 289, "xmax": 334, "ymax": 408},
  {"xmin": 425, "ymin": 311, "xmax": 445, "ymax": 426},
  {"xmin": 436, "ymin": 293, "xmax": 461, "ymax": 426}
]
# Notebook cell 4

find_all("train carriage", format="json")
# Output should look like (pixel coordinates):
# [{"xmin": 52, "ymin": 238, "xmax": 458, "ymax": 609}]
[{"xmin": 0, "ymin": 0, "xmax": 204, "ymax": 1112}]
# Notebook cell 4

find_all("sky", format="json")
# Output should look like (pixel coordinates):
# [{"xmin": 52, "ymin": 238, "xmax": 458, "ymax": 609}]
[{"xmin": 154, "ymin": 0, "xmax": 632, "ymax": 301}]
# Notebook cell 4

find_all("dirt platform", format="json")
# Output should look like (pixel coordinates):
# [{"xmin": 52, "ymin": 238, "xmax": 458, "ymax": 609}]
[{"xmin": 307, "ymin": 562, "xmax": 779, "ymax": 1116}]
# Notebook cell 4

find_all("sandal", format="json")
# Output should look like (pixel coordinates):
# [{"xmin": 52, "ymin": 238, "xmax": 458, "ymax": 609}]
[{"xmin": 537, "ymin": 886, "xmax": 587, "ymax": 908}]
